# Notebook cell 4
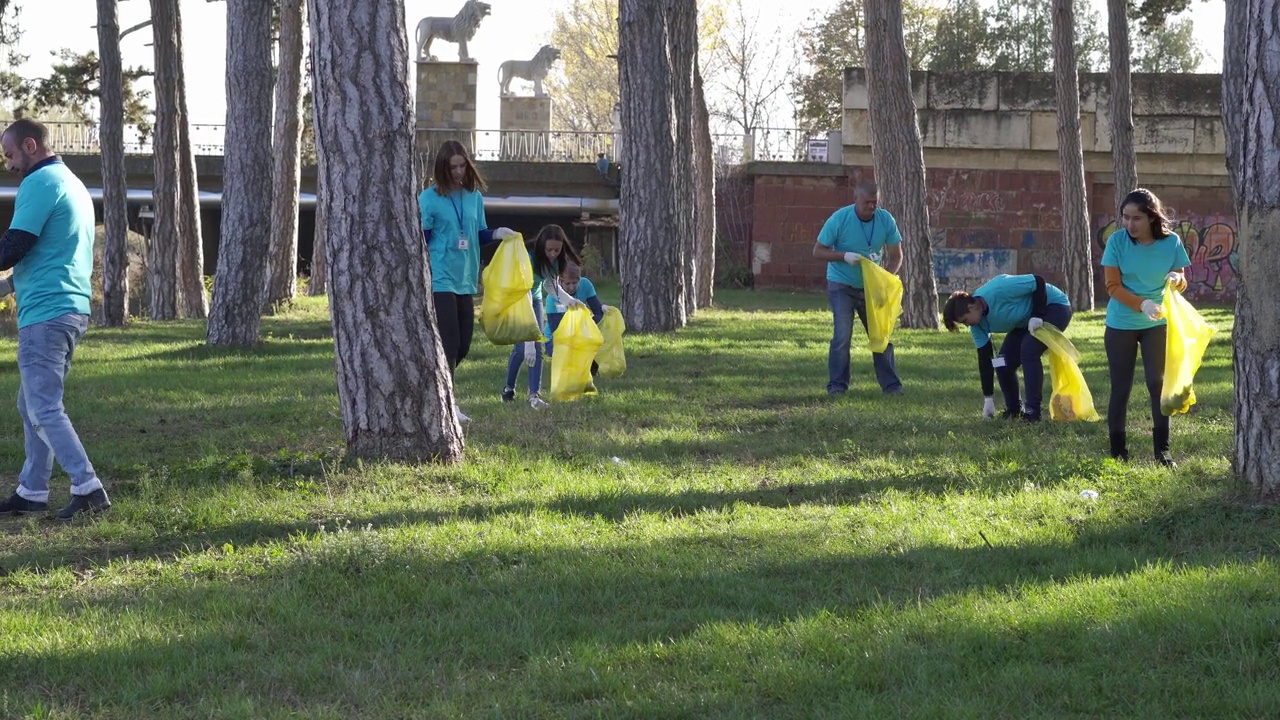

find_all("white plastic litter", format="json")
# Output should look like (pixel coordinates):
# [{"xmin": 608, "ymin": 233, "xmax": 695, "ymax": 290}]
[{"xmin": 1079, "ymin": 489, "xmax": 1099, "ymax": 500}]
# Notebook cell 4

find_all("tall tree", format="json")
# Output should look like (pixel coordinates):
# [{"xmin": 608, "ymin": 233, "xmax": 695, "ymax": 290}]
[
  {"xmin": 1222, "ymin": 0, "xmax": 1280, "ymax": 498},
  {"xmin": 1131, "ymin": 17, "xmax": 1203, "ymax": 73},
  {"xmin": 618, "ymin": 0, "xmax": 696, "ymax": 331},
  {"xmin": 95, "ymin": 0, "xmax": 128, "ymax": 327},
  {"xmin": 147, "ymin": 0, "xmax": 183, "ymax": 319},
  {"xmin": 710, "ymin": 0, "xmax": 788, "ymax": 133},
  {"xmin": 1105, "ymin": 0, "xmax": 1136, "ymax": 220},
  {"xmin": 929, "ymin": 0, "xmax": 991, "ymax": 71},
  {"xmin": 988, "ymin": 0, "xmax": 1105, "ymax": 72},
  {"xmin": 306, "ymin": 0, "xmax": 463, "ymax": 462},
  {"xmin": 265, "ymin": 0, "xmax": 307, "ymax": 311},
  {"xmin": 692, "ymin": 57, "xmax": 716, "ymax": 310},
  {"xmin": 208, "ymin": 0, "xmax": 273, "ymax": 346},
  {"xmin": 1051, "ymin": 0, "xmax": 1092, "ymax": 310},
  {"xmin": 12, "ymin": 49, "xmax": 152, "ymax": 136},
  {"xmin": 176, "ymin": 38, "xmax": 206, "ymax": 319},
  {"xmin": 861, "ymin": 0, "xmax": 938, "ymax": 329}
]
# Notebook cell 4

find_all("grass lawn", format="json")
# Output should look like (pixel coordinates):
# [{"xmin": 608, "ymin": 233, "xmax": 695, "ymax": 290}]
[{"xmin": 1, "ymin": 286, "xmax": 1275, "ymax": 719}]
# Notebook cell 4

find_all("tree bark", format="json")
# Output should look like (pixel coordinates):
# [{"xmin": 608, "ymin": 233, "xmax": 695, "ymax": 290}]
[
  {"xmin": 308, "ymin": 181, "xmax": 328, "ymax": 296},
  {"xmin": 265, "ymin": 0, "xmax": 307, "ymax": 311},
  {"xmin": 1052, "ymin": 0, "xmax": 1093, "ymax": 310},
  {"xmin": 175, "ymin": 13, "xmax": 207, "ymax": 319},
  {"xmin": 96, "ymin": 0, "xmax": 128, "ymax": 327},
  {"xmin": 207, "ymin": 0, "xmax": 274, "ymax": 346},
  {"xmin": 861, "ymin": 0, "xmax": 938, "ymax": 329},
  {"xmin": 1105, "ymin": 0, "xmax": 1137, "ymax": 215},
  {"xmin": 670, "ymin": 0, "xmax": 697, "ymax": 317},
  {"xmin": 147, "ymin": 0, "xmax": 182, "ymax": 320},
  {"xmin": 692, "ymin": 56, "xmax": 715, "ymax": 310},
  {"xmin": 1222, "ymin": 0, "xmax": 1280, "ymax": 499},
  {"xmin": 617, "ymin": 0, "xmax": 693, "ymax": 332},
  {"xmin": 307, "ymin": 0, "xmax": 463, "ymax": 462}
]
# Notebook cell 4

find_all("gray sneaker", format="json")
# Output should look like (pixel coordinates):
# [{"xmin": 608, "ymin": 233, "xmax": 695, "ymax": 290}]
[
  {"xmin": 56, "ymin": 488, "xmax": 112, "ymax": 521},
  {"xmin": 0, "ymin": 492, "xmax": 48, "ymax": 516}
]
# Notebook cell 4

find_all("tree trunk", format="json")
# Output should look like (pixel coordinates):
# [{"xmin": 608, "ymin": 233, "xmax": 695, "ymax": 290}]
[
  {"xmin": 617, "ymin": 0, "xmax": 694, "ymax": 332},
  {"xmin": 307, "ymin": 0, "xmax": 463, "ymax": 462},
  {"xmin": 670, "ymin": 0, "xmax": 697, "ymax": 317},
  {"xmin": 265, "ymin": 0, "xmax": 307, "ymax": 311},
  {"xmin": 308, "ymin": 182, "xmax": 328, "ymax": 296},
  {"xmin": 692, "ymin": 56, "xmax": 715, "ymax": 310},
  {"xmin": 1052, "ymin": 0, "xmax": 1093, "ymax": 310},
  {"xmin": 207, "ymin": 0, "xmax": 274, "ymax": 346},
  {"xmin": 177, "ymin": 60, "xmax": 207, "ymax": 319},
  {"xmin": 1105, "ymin": 0, "xmax": 1136, "ymax": 216},
  {"xmin": 95, "ymin": 0, "xmax": 128, "ymax": 327},
  {"xmin": 1222, "ymin": 0, "xmax": 1280, "ymax": 499},
  {"xmin": 861, "ymin": 0, "xmax": 938, "ymax": 329},
  {"xmin": 147, "ymin": 0, "xmax": 182, "ymax": 320}
]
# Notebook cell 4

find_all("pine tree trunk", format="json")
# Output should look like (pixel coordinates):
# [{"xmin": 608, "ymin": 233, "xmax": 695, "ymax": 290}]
[
  {"xmin": 862, "ymin": 0, "xmax": 939, "ymax": 329},
  {"xmin": 1223, "ymin": 0, "xmax": 1280, "ymax": 499},
  {"xmin": 671, "ymin": 0, "xmax": 697, "ymax": 317},
  {"xmin": 692, "ymin": 57, "xmax": 715, "ymax": 310},
  {"xmin": 1052, "ymin": 0, "xmax": 1093, "ymax": 310},
  {"xmin": 95, "ymin": 0, "xmax": 128, "ymax": 327},
  {"xmin": 617, "ymin": 0, "xmax": 691, "ymax": 332},
  {"xmin": 147, "ymin": 0, "xmax": 182, "ymax": 320},
  {"xmin": 308, "ymin": 184, "xmax": 328, "ymax": 296},
  {"xmin": 1105, "ymin": 0, "xmax": 1136, "ymax": 215},
  {"xmin": 208, "ymin": 0, "xmax": 274, "ymax": 346},
  {"xmin": 307, "ymin": 0, "xmax": 463, "ymax": 462},
  {"xmin": 175, "ymin": 14, "xmax": 207, "ymax": 319},
  {"xmin": 265, "ymin": 0, "xmax": 306, "ymax": 311}
]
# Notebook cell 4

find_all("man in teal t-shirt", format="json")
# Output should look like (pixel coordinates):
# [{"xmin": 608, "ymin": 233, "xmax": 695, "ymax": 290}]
[
  {"xmin": 812, "ymin": 181, "xmax": 904, "ymax": 396},
  {"xmin": 0, "ymin": 119, "xmax": 110, "ymax": 520}
]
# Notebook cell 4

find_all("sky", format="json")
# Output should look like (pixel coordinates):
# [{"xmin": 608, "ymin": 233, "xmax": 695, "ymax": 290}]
[{"xmin": 10, "ymin": 0, "xmax": 1225, "ymax": 133}]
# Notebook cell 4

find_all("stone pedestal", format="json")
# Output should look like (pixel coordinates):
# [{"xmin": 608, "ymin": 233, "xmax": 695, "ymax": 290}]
[
  {"xmin": 499, "ymin": 96, "xmax": 552, "ymax": 161},
  {"xmin": 414, "ymin": 61, "xmax": 477, "ymax": 162}
]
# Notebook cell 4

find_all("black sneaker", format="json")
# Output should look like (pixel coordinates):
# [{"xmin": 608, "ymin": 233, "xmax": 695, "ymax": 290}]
[
  {"xmin": 500, "ymin": 386, "xmax": 515, "ymax": 403},
  {"xmin": 56, "ymin": 489, "xmax": 112, "ymax": 521},
  {"xmin": 999, "ymin": 409, "xmax": 1022, "ymax": 420},
  {"xmin": 1155, "ymin": 451, "xmax": 1177, "ymax": 469},
  {"xmin": 0, "ymin": 492, "xmax": 48, "ymax": 515},
  {"xmin": 1021, "ymin": 412, "xmax": 1041, "ymax": 423}
]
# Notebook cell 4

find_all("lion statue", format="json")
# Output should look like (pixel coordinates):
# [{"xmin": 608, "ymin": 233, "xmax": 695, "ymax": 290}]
[
  {"xmin": 415, "ymin": 0, "xmax": 492, "ymax": 63},
  {"xmin": 497, "ymin": 45, "xmax": 562, "ymax": 97}
]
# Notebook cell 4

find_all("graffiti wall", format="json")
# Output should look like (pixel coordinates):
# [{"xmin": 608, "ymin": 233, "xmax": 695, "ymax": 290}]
[
  {"xmin": 934, "ymin": 248, "xmax": 1020, "ymax": 294},
  {"xmin": 1095, "ymin": 215, "xmax": 1238, "ymax": 303}
]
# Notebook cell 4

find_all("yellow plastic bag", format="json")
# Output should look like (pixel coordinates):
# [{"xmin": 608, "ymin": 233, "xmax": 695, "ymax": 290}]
[
  {"xmin": 1160, "ymin": 282, "xmax": 1216, "ymax": 416},
  {"xmin": 595, "ymin": 305, "xmax": 627, "ymax": 378},
  {"xmin": 1031, "ymin": 324, "xmax": 1101, "ymax": 422},
  {"xmin": 479, "ymin": 233, "xmax": 544, "ymax": 345},
  {"xmin": 860, "ymin": 258, "xmax": 903, "ymax": 353},
  {"xmin": 549, "ymin": 305, "xmax": 604, "ymax": 402}
]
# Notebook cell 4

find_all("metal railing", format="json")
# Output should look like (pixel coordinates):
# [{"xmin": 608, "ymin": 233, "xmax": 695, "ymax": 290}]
[{"xmin": 42, "ymin": 120, "xmax": 832, "ymax": 166}]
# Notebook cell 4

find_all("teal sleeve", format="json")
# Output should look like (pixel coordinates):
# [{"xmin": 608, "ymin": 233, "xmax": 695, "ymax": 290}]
[
  {"xmin": 1101, "ymin": 234, "xmax": 1121, "ymax": 267},
  {"xmin": 1172, "ymin": 236, "xmax": 1191, "ymax": 269},
  {"xmin": 419, "ymin": 191, "xmax": 434, "ymax": 231},
  {"xmin": 576, "ymin": 277, "xmax": 598, "ymax": 300},
  {"xmin": 10, "ymin": 182, "xmax": 54, "ymax": 236},
  {"xmin": 817, "ymin": 211, "xmax": 842, "ymax": 248},
  {"xmin": 884, "ymin": 213, "xmax": 902, "ymax": 245},
  {"xmin": 969, "ymin": 325, "xmax": 989, "ymax": 348}
]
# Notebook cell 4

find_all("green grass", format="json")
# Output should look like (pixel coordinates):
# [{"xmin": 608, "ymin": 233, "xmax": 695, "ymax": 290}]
[{"xmin": 1, "ymin": 286, "xmax": 1274, "ymax": 719}]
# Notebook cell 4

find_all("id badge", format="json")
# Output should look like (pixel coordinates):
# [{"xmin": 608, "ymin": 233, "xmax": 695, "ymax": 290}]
[
  {"xmin": 456, "ymin": 234, "xmax": 469, "ymax": 250},
  {"xmin": 555, "ymin": 301, "xmax": 567, "ymax": 313}
]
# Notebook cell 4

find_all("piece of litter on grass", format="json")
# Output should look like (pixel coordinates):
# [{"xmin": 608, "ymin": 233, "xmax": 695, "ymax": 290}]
[
  {"xmin": 611, "ymin": 456, "xmax": 627, "ymax": 465},
  {"xmin": 1079, "ymin": 489, "xmax": 1099, "ymax": 500}
]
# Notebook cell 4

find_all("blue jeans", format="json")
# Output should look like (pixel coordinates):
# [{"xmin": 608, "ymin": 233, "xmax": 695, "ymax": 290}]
[
  {"xmin": 827, "ymin": 281, "xmax": 901, "ymax": 393},
  {"xmin": 505, "ymin": 297, "xmax": 546, "ymax": 394},
  {"xmin": 15, "ymin": 313, "xmax": 102, "ymax": 503},
  {"xmin": 996, "ymin": 303, "xmax": 1073, "ymax": 418}
]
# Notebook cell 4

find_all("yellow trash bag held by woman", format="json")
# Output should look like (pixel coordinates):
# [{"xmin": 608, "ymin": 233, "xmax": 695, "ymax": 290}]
[
  {"xmin": 549, "ymin": 305, "xmax": 604, "ymax": 402},
  {"xmin": 595, "ymin": 305, "xmax": 627, "ymax": 378},
  {"xmin": 860, "ymin": 258, "xmax": 903, "ymax": 353},
  {"xmin": 479, "ymin": 232, "xmax": 544, "ymax": 345},
  {"xmin": 1030, "ymin": 324, "xmax": 1101, "ymax": 422},
  {"xmin": 1160, "ymin": 281, "xmax": 1216, "ymax": 416}
]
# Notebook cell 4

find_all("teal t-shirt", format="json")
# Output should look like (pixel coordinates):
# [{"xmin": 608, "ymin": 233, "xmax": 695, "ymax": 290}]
[
  {"xmin": 1101, "ymin": 230, "xmax": 1192, "ymax": 330},
  {"xmin": 542, "ymin": 276, "xmax": 597, "ymax": 315},
  {"xmin": 9, "ymin": 159, "xmax": 95, "ymax": 329},
  {"xmin": 968, "ymin": 274, "xmax": 1070, "ymax": 348},
  {"xmin": 419, "ymin": 185, "xmax": 487, "ymax": 295},
  {"xmin": 817, "ymin": 206, "xmax": 902, "ymax": 288}
]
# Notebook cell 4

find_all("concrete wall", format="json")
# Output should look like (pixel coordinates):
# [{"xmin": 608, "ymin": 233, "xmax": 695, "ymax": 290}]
[{"xmin": 719, "ymin": 70, "xmax": 1237, "ymax": 303}]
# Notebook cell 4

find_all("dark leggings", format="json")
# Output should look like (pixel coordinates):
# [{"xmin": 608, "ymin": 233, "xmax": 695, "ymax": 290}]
[
  {"xmin": 434, "ymin": 292, "xmax": 474, "ymax": 375},
  {"xmin": 1104, "ymin": 324, "xmax": 1167, "ymax": 435}
]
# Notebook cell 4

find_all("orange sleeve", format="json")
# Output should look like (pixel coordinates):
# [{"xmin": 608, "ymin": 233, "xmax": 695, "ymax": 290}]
[{"xmin": 1104, "ymin": 266, "xmax": 1146, "ymax": 312}]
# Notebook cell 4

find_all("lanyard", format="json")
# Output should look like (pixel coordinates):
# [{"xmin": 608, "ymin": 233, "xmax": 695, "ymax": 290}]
[
  {"xmin": 447, "ymin": 192, "xmax": 466, "ymax": 235},
  {"xmin": 859, "ymin": 212, "xmax": 876, "ymax": 250}
]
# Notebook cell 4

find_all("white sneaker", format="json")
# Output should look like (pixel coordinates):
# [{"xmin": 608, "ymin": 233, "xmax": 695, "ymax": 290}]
[
  {"xmin": 453, "ymin": 404, "xmax": 471, "ymax": 423},
  {"xmin": 529, "ymin": 394, "xmax": 549, "ymax": 409}
]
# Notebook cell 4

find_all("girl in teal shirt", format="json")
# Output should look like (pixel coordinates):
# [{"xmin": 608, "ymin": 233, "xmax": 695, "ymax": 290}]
[
  {"xmin": 502, "ymin": 224, "xmax": 583, "ymax": 408},
  {"xmin": 1101, "ymin": 188, "xmax": 1191, "ymax": 467}
]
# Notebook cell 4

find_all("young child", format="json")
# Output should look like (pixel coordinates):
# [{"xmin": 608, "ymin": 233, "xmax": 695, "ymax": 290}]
[
  {"xmin": 544, "ymin": 262, "xmax": 606, "ymax": 372},
  {"xmin": 502, "ymin": 224, "xmax": 583, "ymax": 408}
]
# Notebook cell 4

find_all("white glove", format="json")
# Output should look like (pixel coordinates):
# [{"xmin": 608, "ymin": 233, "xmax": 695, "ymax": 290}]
[
  {"xmin": 843, "ymin": 252, "xmax": 863, "ymax": 265},
  {"xmin": 982, "ymin": 396, "xmax": 996, "ymax": 420},
  {"xmin": 601, "ymin": 304, "xmax": 612, "ymax": 313},
  {"xmin": 493, "ymin": 227, "xmax": 515, "ymax": 240},
  {"xmin": 524, "ymin": 342, "xmax": 537, "ymax": 366},
  {"xmin": 1166, "ymin": 271, "xmax": 1186, "ymax": 290},
  {"xmin": 0, "ymin": 275, "xmax": 12, "ymax": 298},
  {"xmin": 1027, "ymin": 317, "xmax": 1044, "ymax": 333},
  {"xmin": 1140, "ymin": 299, "xmax": 1163, "ymax": 321}
]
